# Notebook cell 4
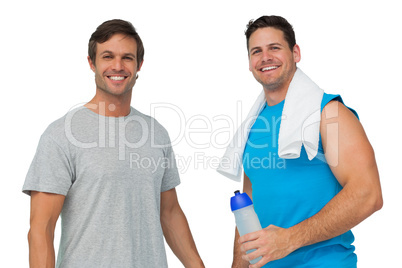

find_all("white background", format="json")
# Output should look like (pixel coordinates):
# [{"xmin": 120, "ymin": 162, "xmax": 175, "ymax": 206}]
[{"xmin": 1, "ymin": 0, "xmax": 401, "ymax": 267}]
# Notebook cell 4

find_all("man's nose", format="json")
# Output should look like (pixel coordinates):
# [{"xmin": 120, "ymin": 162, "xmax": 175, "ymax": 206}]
[
  {"xmin": 112, "ymin": 58, "xmax": 124, "ymax": 70},
  {"xmin": 262, "ymin": 51, "xmax": 273, "ymax": 62}
]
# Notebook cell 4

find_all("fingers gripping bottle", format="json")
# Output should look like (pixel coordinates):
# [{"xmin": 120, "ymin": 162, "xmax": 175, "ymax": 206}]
[{"xmin": 231, "ymin": 190, "xmax": 262, "ymax": 265}]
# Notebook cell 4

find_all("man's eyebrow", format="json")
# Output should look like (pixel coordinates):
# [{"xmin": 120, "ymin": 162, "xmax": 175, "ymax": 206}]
[
  {"xmin": 250, "ymin": 42, "xmax": 285, "ymax": 51},
  {"xmin": 250, "ymin": 46, "xmax": 262, "ymax": 52},
  {"xmin": 100, "ymin": 50, "xmax": 113, "ymax": 55},
  {"xmin": 268, "ymin": 42, "xmax": 284, "ymax": 47},
  {"xmin": 123, "ymin": 53, "xmax": 136, "ymax": 58},
  {"xmin": 99, "ymin": 51, "xmax": 136, "ymax": 58}
]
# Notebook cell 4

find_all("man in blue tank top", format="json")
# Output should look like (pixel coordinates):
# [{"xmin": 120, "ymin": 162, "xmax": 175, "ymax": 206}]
[{"xmin": 231, "ymin": 16, "xmax": 383, "ymax": 268}]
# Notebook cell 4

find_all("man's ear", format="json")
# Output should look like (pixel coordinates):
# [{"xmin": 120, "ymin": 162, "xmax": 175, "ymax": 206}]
[
  {"xmin": 88, "ymin": 56, "xmax": 96, "ymax": 72},
  {"xmin": 293, "ymin": 44, "xmax": 301, "ymax": 63},
  {"xmin": 137, "ymin": 60, "xmax": 144, "ymax": 72}
]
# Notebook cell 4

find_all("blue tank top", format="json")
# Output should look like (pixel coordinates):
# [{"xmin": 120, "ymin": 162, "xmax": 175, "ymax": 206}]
[{"xmin": 243, "ymin": 93, "xmax": 358, "ymax": 267}]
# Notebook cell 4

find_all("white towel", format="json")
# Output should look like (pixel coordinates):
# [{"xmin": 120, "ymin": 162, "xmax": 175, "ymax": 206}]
[{"xmin": 217, "ymin": 68, "xmax": 324, "ymax": 182}]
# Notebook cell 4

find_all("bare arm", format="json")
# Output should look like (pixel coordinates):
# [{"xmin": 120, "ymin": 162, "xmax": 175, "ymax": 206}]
[
  {"xmin": 239, "ymin": 101, "xmax": 383, "ymax": 267},
  {"xmin": 232, "ymin": 173, "xmax": 253, "ymax": 268},
  {"xmin": 28, "ymin": 191, "xmax": 65, "ymax": 268},
  {"xmin": 160, "ymin": 188, "xmax": 204, "ymax": 268},
  {"xmin": 287, "ymin": 101, "xmax": 383, "ymax": 247}
]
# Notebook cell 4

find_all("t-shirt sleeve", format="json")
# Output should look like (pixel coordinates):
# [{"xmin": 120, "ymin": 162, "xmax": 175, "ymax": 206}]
[
  {"xmin": 160, "ymin": 138, "xmax": 181, "ymax": 192},
  {"xmin": 22, "ymin": 133, "xmax": 73, "ymax": 196}
]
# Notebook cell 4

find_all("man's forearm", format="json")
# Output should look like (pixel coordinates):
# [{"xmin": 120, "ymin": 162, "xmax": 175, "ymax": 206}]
[
  {"xmin": 161, "ymin": 206, "xmax": 204, "ymax": 268},
  {"xmin": 288, "ymin": 178, "xmax": 382, "ymax": 250},
  {"xmin": 28, "ymin": 228, "xmax": 55, "ymax": 268},
  {"xmin": 232, "ymin": 228, "xmax": 249, "ymax": 268},
  {"xmin": 238, "ymin": 171, "xmax": 382, "ymax": 266}
]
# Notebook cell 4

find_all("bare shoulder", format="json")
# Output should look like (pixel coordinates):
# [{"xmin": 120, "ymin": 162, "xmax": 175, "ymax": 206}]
[
  {"xmin": 320, "ymin": 100, "xmax": 365, "ymax": 147},
  {"xmin": 320, "ymin": 100, "xmax": 377, "ymax": 186},
  {"xmin": 321, "ymin": 100, "xmax": 359, "ymax": 125},
  {"xmin": 320, "ymin": 99, "xmax": 369, "ymax": 154}
]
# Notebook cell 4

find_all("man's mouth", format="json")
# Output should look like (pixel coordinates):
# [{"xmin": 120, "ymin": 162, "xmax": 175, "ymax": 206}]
[
  {"xmin": 108, "ymin": 76, "xmax": 127, "ymax": 81},
  {"xmin": 260, "ymin": 66, "xmax": 279, "ymax": 72}
]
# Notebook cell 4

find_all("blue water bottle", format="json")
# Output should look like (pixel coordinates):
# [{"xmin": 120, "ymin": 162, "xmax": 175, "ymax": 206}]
[{"xmin": 231, "ymin": 190, "xmax": 262, "ymax": 265}]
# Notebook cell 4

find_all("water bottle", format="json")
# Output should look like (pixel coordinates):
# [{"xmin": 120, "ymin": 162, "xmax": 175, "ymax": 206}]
[{"xmin": 231, "ymin": 190, "xmax": 262, "ymax": 264}]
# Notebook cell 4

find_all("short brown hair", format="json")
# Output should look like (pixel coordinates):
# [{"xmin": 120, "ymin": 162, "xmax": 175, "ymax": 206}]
[
  {"xmin": 88, "ymin": 19, "xmax": 144, "ymax": 68},
  {"xmin": 245, "ymin": 15, "xmax": 296, "ymax": 52}
]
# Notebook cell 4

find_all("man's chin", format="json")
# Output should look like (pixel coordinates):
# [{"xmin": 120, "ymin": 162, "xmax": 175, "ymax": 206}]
[{"xmin": 98, "ymin": 86, "xmax": 133, "ymax": 97}]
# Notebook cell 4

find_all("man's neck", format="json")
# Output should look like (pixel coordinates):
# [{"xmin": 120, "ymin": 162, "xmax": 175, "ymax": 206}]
[
  {"xmin": 263, "ymin": 69, "xmax": 297, "ymax": 106},
  {"xmin": 264, "ymin": 87, "xmax": 288, "ymax": 106},
  {"xmin": 85, "ymin": 89, "xmax": 132, "ymax": 117}
]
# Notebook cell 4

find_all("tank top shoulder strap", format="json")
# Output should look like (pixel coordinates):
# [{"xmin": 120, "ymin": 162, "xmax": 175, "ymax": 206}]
[{"xmin": 321, "ymin": 93, "xmax": 359, "ymax": 119}]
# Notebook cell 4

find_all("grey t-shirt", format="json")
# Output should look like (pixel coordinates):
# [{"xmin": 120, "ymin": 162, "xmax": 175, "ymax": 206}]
[{"xmin": 23, "ymin": 106, "xmax": 180, "ymax": 268}]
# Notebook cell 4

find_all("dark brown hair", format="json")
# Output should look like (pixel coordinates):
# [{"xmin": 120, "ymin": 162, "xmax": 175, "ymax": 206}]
[
  {"xmin": 245, "ymin": 15, "xmax": 296, "ymax": 52},
  {"xmin": 88, "ymin": 19, "xmax": 144, "ymax": 68}
]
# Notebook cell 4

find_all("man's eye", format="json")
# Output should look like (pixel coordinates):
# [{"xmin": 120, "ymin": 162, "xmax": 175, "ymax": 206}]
[
  {"xmin": 103, "ymin": 55, "xmax": 112, "ymax": 59},
  {"xmin": 252, "ymin": 49, "xmax": 261, "ymax": 55}
]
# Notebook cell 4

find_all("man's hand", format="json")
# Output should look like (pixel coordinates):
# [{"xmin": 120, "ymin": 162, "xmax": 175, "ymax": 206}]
[{"xmin": 238, "ymin": 225, "xmax": 297, "ymax": 268}]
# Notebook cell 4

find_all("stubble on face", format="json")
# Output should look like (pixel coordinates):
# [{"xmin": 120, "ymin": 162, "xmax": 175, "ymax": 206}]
[
  {"xmin": 248, "ymin": 27, "xmax": 300, "ymax": 94},
  {"xmin": 257, "ymin": 69, "xmax": 294, "ymax": 93},
  {"xmin": 90, "ymin": 34, "xmax": 140, "ymax": 98},
  {"xmin": 93, "ymin": 66, "xmax": 134, "ymax": 97}
]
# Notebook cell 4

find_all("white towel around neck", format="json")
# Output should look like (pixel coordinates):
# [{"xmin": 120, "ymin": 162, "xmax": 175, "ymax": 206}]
[{"xmin": 216, "ymin": 68, "xmax": 324, "ymax": 182}]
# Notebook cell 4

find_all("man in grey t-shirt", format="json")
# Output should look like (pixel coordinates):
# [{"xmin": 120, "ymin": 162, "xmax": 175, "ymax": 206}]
[{"xmin": 23, "ymin": 19, "xmax": 204, "ymax": 268}]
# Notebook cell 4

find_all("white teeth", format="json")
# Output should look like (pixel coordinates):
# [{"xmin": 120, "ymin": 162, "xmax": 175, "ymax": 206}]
[
  {"xmin": 109, "ymin": 76, "xmax": 125, "ymax": 81},
  {"xmin": 261, "ymin": 66, "xmax": 279, "ymax": 71}
]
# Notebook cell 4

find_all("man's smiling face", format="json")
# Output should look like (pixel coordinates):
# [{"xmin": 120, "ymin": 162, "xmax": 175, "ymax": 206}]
[
  {"xmin": 248, "ymin": 27, "xmax": 300, "ymax": 92},
  {"xmin": 88, "ymin": 33, "xmax": 142, "ymax": 97}
]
